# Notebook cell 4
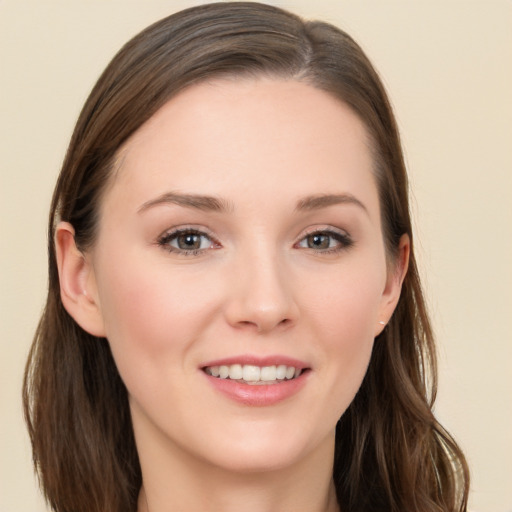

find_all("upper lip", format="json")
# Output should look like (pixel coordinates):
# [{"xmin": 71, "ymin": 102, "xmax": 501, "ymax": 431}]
[{"xmin": 201, "ymin": 355, "xmax": 310, "ymax": 370}]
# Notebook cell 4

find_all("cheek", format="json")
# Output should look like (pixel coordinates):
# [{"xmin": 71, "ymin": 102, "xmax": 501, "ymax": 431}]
[
  {"xmin": 301, "ymin": 258, "xmax": 385, "ymax": 409},
  {"xmin": 305, "ymin": 256, "xmax": 385, "ymax": 343},
  {"xmin": 93, "ymin": 251, "xmax": 221, "ymax": 382}
]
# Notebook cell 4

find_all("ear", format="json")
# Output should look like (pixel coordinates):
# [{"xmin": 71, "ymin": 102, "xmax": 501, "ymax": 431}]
[
  {"xmin": 375, "ymin": 234, "xmax": 410, "ymax": 337},
  {"xmin": 55, "ymin": 222, "xmax": 106, "ymax": 337}
]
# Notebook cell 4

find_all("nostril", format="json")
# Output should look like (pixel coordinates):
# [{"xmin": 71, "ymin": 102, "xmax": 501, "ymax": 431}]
[
  {"xmin": 239, "ymin": 320, "xmax": 257, "ymax": 328},
  {"xmin": 233, "ymin": 317, "xmax": 292, "ymax": 333}
]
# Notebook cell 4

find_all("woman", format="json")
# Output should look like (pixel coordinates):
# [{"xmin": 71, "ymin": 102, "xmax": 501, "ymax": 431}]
[{"xmin": 23, "ymin": 2, "xmax": 469, "ymax": 511}]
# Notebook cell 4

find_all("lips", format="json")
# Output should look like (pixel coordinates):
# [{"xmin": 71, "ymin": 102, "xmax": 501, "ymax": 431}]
[{"xmin": 201, "ymin": 356, "xmax": 310, "ymax": 406}]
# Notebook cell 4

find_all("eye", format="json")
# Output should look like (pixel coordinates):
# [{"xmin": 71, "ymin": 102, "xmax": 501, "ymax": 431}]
[
  {"xmin": 158, "ymin": 228, "xmax": 218, "ymax": 255},
  {"xmin": 296, "ymin": 230, "xmax": 353, "ymax": 253}
]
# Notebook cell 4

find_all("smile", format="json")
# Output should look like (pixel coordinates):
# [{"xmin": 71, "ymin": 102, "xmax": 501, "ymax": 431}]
[
  {"xmin": 204, "ymin": 364, "xmax": 302, "ymax": 384},
  {"xmin": 201, "ymin": 356, "xmax": 310, "ymax": 405}
]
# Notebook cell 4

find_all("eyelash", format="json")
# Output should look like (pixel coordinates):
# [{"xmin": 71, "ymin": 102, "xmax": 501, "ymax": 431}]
[
  {"xmin": 295, "ymin": 228, "xmax": 354, "ymax": 254},
  {"xmin": 157, "ymin": 227, "xmax": 353, "ymax": 256},
  {"xmin": 157, "ymin": 228, "xmax": 220, "ymax": 256}
]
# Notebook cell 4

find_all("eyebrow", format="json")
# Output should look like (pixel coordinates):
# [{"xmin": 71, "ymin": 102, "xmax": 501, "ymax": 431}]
[
  {"xmin": 138, "ymin": 192, "xmax": 234, "ymax": 214},
  {"xmin": 138, "ymin": 191, "xmax": 367, "ymax": 215},
  {"xmin": 295, "ymin": 193, "xmax": 368, "ymax": 214}
]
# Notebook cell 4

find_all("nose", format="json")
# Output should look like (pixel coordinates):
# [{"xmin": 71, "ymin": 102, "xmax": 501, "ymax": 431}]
[{"xmin": 224, "ymin": 249, "xmax": 298, "ymax": 334}]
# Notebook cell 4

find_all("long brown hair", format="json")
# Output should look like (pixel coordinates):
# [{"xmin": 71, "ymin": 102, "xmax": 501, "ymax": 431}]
[{"xmin": 23, "ymin": 3, "xmax": 469, "ymax": 511}]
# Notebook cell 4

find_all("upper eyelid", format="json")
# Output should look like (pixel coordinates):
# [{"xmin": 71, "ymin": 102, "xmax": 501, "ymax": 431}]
[
  {"xmin": 157, "ymin": 225, "xmax": 218, "ymax": 242},
  {"xmin": 297, "ymin": 225, "xmax": 350, "ymax": 240}
]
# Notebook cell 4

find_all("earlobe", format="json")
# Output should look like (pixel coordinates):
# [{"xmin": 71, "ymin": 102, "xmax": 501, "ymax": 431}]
[
  {"xmin": 375, "ymin": 234, "xmax": 410, "ymax": 337},
  {"xmin": 55, "ymin": 222, "xmax": 106, "ymax": 337}
]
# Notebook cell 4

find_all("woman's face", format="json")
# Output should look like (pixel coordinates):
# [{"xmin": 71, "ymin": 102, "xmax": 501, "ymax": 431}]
[{"xmin": 81, "ymin": 78, "xmax": 404, "ymax": 473}]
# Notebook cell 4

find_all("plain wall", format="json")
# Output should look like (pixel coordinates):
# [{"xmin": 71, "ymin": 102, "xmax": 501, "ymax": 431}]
[{"xmin": 1, "ymin": 1, "xmax": 511, "ymax": 511}]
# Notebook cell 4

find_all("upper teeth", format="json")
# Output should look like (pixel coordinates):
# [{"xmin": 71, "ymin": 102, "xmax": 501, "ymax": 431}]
[{"xmin": 204, "ymin": 364, "xmax": 301, "ymax": 382}]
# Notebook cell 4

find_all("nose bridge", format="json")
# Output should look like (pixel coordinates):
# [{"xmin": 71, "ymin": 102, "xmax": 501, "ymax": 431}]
[{"xmin": 225, "ymin": 238, "xmax": 297, "ymax": 332}]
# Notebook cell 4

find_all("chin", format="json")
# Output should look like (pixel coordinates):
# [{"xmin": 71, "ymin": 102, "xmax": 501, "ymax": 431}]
[
  {"xmin": 192, "ymin": 422, "xmax": 334, "ymax": 475},
  {"xmin": 205, "ymin": 446, "xmax": 307, "ymax": 475}
]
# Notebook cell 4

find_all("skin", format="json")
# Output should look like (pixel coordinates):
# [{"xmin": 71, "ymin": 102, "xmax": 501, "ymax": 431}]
[{"xmin": 56, "ymin": 78, "xmax": 409, "ymax": 512}]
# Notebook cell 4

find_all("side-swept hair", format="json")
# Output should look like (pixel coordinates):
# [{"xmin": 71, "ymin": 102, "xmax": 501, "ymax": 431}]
[{"xmin": 23, "ymin": 3, "xmax": 469, "ymax": 511}]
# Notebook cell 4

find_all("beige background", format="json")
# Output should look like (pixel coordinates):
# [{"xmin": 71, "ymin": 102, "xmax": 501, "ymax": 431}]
[{"xmin": 1, "ymin": 1, "xmax": 511, "ymax": 511}]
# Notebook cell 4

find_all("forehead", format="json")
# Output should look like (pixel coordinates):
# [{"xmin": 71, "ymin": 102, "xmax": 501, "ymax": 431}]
[{"xmin": 106, "ymin": 78, "xmax": 378, "ymax": 218}]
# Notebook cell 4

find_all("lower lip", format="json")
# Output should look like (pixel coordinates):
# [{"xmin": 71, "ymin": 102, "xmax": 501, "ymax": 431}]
[{"xmin": 202, "ymin": 371, "xmax": 309, "ymax": 406}]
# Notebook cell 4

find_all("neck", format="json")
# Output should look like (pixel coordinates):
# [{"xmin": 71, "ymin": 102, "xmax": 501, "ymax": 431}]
[
  {"xmin": 135, "ymin": 423, "xmax": 340, "ymax": 512},
  {"xmin": 138, "ymin": 472, "xmax": 339, "ymax": 512}
]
